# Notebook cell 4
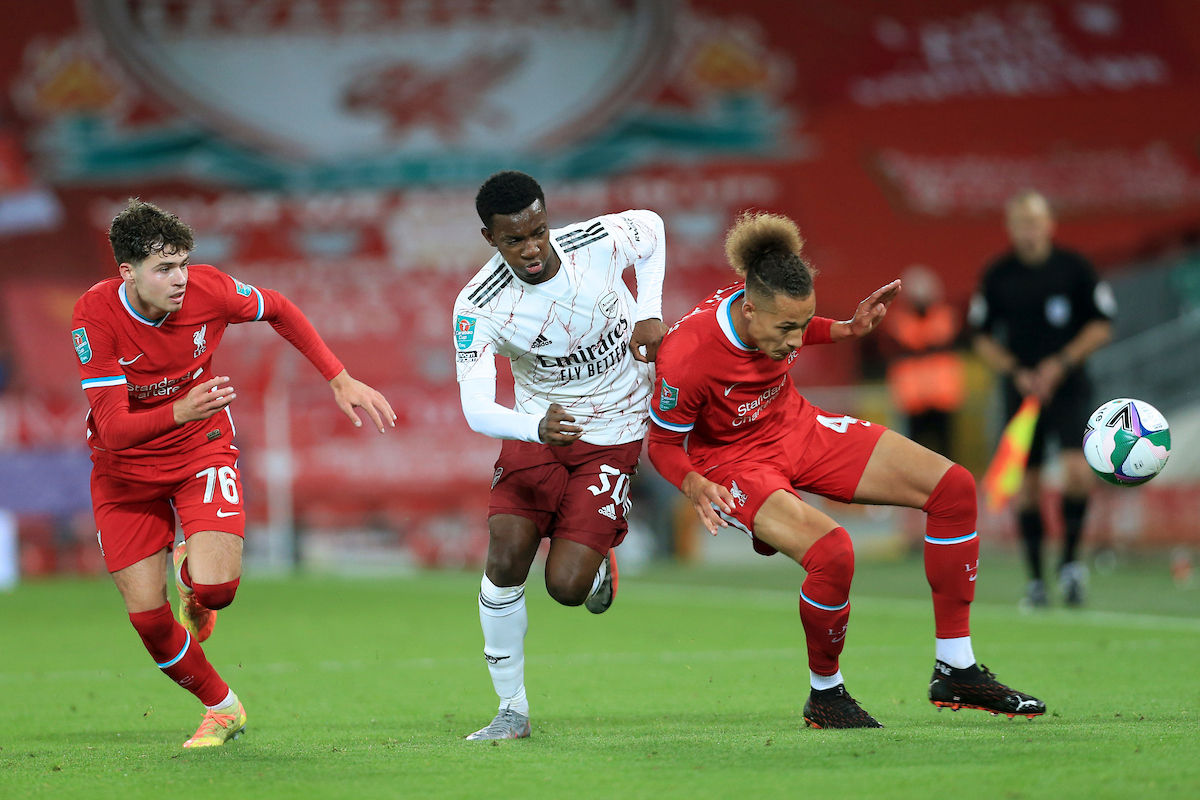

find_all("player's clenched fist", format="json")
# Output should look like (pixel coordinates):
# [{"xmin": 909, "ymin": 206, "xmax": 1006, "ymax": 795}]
[
  {"xmin": 630, "ymin": 318, "xmax": 667, "ymax": 363},
  {"xmin": 538, "ymin": 403, "xmax": 583, "ymax": 446},
  {"xmin": 173, "ymin": 376, "xmax": 235, "ymax": 425},
  {"xmin": 681, "ymin": 471, "xmax": 734, "ymax": 535}
]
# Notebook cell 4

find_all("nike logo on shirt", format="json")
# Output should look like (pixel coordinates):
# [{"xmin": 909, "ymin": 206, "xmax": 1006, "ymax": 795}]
[
  {"xmin": 118, "ymin": 354, "xmax": 145, "ymax": 366},
  {"xmin": 215, "ymin": 509, "xmax": 240, "ymax": 518},
  {"xmin": 724, "ymin": 383, "xmax": 739, "ymax": 396}
]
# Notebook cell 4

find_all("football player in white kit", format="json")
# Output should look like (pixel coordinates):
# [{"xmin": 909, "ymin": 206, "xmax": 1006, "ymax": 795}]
[{"xmin": 453, "ymin": 171, "xmax": 666, "ymax": 740}]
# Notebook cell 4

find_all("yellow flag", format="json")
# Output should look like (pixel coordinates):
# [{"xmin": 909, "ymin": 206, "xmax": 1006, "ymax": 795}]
[{"xmin": 982, "ymin": 397, "xmax": 1041, "ymax": 511}]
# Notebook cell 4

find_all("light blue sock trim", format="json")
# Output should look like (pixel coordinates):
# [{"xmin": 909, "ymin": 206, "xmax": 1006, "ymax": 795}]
[
  {"xmin": 925, "ymin": 531, "xmax": 978, "ymax": 545},
  {"xmin": 800, "ymin": 589, "xmax": 848, "ymax": 612},
  {"xmin": 156, "ymin": 630, "xmax": 191, "ymax": 669}
]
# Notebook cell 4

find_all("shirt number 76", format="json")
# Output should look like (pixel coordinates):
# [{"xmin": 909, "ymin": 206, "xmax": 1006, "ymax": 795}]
[{"xmin": 196, "ymin": 466, "xmax": 240, "ymax": 504}]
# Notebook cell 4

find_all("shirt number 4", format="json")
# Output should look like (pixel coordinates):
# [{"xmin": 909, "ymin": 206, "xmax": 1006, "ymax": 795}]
[{"xmin": 816, "ymin": 414, "xmax": 870, "ymax": 433}]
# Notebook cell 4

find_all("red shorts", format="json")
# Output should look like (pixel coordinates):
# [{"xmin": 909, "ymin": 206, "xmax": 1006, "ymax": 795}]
[
  {"xmin": 696, "ymin": 405, "xmax": 887, "ymax": 555},
  {"xmin": 91, "ymin": 448, "xmax": 246, "ymax": 573},
  {"xmin": 488, "ymin": 437, "xmax": 643, "ymax": 555}
]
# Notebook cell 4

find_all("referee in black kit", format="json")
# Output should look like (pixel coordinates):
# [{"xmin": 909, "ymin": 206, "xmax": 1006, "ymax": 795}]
[{"xmin": 970, "ymin": 190, "xmax": 1116, "ymax": 609}]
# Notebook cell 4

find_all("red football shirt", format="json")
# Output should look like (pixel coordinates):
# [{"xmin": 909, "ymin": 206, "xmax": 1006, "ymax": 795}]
[
  {"xmin": 648, "ymin": 283, "xmax": 835, "ymax": 486},
  {"xmin": 72, "ymin": 264, "xmax": 343, "ymax": 466}
]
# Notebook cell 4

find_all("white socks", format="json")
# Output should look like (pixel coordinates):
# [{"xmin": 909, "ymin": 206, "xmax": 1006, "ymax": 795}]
[
  {"xmin": 205, "ymin": 689, "xmax": 237, "ymax": 712},
  {"xmin": 809, "ymin": 641, "xmax": 975, "ymax": 691},
  {"xmin": 479, "ymin": 575, "xmax": 529, "ymax": 716},
  {"xmin": 810, "ymin": 670, "xmax": 844, "ymax": 691},
  {"xmin": 935, "ymin": 636, "xmax": 976, "ymax": 669},
  {"xmin": 501, "ymin": 685, "xmax": 528, "ymax": 716}
]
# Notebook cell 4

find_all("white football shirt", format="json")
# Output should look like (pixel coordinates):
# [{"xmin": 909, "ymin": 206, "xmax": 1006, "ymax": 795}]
[{"xmin": 453, "ymin": 210, "xmax": 665, "ymax": 446}]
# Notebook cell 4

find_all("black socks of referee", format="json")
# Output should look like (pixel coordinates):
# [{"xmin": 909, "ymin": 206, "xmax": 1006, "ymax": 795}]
[
  {"xmin": 1018, "ymin": 509, "xmax": 1044, "ymax": 581},
  {"xmin": 1019, "ymin": 496, "xmax": 1089, "ymax": 581},
  {"xmin": 1060, "ymin": 496, "xmax": 1088, "ymax": 570}
]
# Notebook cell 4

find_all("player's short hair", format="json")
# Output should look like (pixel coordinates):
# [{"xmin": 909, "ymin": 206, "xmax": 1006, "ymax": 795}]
[
  {"xmin": 725, "ymin": 211, "xmax": 816, "ymax": 301},
  {"xmin": 475, "ymin": 171, "xmax": 545, "ymax": 229},
  {"xmin": 108, "ymin": 199, "xmax": 195, "ymax": 267}
]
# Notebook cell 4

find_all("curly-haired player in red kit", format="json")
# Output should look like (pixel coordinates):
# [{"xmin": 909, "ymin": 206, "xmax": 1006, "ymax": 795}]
[
  {"xmin": 647, "ymin": 212, "xmax": 1045, "ymax": 728},
  {"xmin": 72, "ymin": 199, "xmax": 395, "ymax": 747}
]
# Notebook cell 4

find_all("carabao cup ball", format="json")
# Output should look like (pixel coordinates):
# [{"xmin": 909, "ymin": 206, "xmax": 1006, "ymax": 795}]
[{"xmin": 1083, "ymin": 398, "xmax": 1170, "ymax": 486}]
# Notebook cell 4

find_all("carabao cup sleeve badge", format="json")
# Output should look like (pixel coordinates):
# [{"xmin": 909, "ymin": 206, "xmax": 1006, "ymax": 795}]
[
  {"xmin": 659, "ymin": 379, "xmax": 679, "ymax": 411},
  {"xmin": 455, "ymin": 315, "xmax": 477, "ymax": 350},
  {"xmin": 72, "ymin": 327, "xmax": 93, "ymax": 364}
]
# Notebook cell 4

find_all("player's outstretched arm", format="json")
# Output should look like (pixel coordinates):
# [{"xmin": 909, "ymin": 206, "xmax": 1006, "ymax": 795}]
[
  {"xmin": 630, "ymin": 318, "xmax": 667, "ymax": 363},
  {"xmin": 832, "ymin": 279, "xmax": 902, "ymax": 341},
  {"xmin": 245, "ymin": 284, "xmax": 388, "ymax": 425},
  {"xmin": 330, "ymin": 370, "xmax": 396, "ymax": 432},
  {"xmin": 173, "ymin": 376, "xmax": 237, "ymax": 425}
]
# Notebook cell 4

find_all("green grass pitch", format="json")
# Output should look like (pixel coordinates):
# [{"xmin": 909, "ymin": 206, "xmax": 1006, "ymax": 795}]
[{"xmin": 3, "ymin": 552, "xmax": 1198, "ymax": 799}]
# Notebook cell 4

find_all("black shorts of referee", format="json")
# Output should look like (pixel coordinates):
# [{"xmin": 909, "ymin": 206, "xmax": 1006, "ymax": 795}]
[{"xmin": 1003, "ymin": 371, "xmax": 1093, "ymax": 469}]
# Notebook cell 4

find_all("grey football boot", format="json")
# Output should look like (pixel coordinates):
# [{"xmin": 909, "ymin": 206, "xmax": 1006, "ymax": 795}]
[
  {"xmin": 584, "ymin": 549, "xmax": 618, "ymax": 614},
  {"xmin": 465, "ymin": 708, "xmax": 531, "ymax": 740}
]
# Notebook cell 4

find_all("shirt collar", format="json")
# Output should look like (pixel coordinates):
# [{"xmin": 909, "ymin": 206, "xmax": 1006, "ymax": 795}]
[
  {"xmin": 717, "ymin": 289, "xmax": 754, "ymax": 351},
  {"xmin": 119, "ymin": 282, "xmax": 170, "ymax": 328}
]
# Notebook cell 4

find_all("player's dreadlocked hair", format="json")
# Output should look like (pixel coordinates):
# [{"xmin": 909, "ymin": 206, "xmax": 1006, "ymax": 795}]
[
  {"xmin": 475, "ymin": 171, "xmax": 546, "ymax": 229},
  {"xmin": 108, "ymin": 199, "xmax": 195, "ymax": 267},
  {"xmin": 725, "ymin": 211, "xmax": 817, "ymax": 301}
]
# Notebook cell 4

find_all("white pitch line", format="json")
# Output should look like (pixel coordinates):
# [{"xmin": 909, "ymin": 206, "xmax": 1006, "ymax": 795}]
[
  {"xmin": 0, "ymin": 647, "xmax": 818, "ymax": 685},
  {"xmin": 624, "ymin": 582, "xmax": 1200, "ymax": 633},
  {"xmin": 0, "ymin": 632, "xmax": 1180, "ymax": 686},
  {"xmin": 3, "ymin": 585, "xmax": 1195, "ymax": 685}
]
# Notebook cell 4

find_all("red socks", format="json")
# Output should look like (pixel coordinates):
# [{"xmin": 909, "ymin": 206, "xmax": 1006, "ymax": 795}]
[
  {"xmin": 922, "ymin": 464, "xmax": 979, "ymax": 639},
  {"xmin": 194, "ymin": 579, "xmax": 240, "ymax": 610},
  {"xmin": 795, "ymin": 466, "xmax": 976, "ymax": 678},
  {"xmin": 128, "ymin": 603, "xmax": 229, "ymax": 706},
  {"xmin": 798, "ymin": 527, "xmax": 855, "ymax": 676},
  {"xmin": 179, "ymin": 555, "xmax": 240, "ymax": 610}
]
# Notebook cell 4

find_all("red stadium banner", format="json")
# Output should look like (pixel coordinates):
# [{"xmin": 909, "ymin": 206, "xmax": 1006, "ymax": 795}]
[{"xmin": 3, "ymin": 0, "xmax": 1200, "ymax": 537}]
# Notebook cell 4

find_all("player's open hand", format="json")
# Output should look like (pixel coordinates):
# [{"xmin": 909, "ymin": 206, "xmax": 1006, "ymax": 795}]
[
  {"xmin": 681, "ymin": 472, "xmax": 735, "ymax": 536},
  {"xmin": 330, "ymin": 370, "xmax": 397, "ymax": 432},
  {"xmin": 630, "ymin": 318, "xmax": 667, "ymax": 363},
  {"xmin": 174, "ymin": 376, "xmax": 236, "ymax": 425},
  {"xmin": 539, "ymin": 403, "xmax": 583, "ymax": 446},
  {"xmin": 845, "ymin": 279, "xmax": 902, "ymax": 339}
]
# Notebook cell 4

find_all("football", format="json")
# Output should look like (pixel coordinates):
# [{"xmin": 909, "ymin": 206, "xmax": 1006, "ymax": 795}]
[{"xmin": 1083, "ymin": 398, "xmax": 1171, "ymax": 486}]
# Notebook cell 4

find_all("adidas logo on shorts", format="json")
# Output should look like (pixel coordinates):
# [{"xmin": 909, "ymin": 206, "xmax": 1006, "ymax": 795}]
[{"xmin": 598, "ymin": 503, "xmax": 618, "ymax": 520}]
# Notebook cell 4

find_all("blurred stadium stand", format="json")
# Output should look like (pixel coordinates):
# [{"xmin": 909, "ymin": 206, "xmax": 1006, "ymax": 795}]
[
  {"xmin": 1090, "ymin": 252, "xmax": 1200, "ymax": 414},
  {"xmin": 3, "ymin": 0, "xmax": 1200, "ymax": 579}
]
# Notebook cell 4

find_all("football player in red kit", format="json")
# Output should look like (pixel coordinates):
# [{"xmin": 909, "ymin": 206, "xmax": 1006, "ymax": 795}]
[
  {"xmin": 72, "ymin": 199, "xmax": 395, "ymax": 747},
  {"xmin": 648, "ymin": 212, "xmax": 1045, "ymax": 728}
]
